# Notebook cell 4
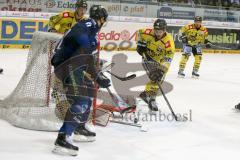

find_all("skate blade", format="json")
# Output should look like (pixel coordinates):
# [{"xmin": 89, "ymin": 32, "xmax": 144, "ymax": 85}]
[
  {"xmin": 73, "ymin": 135, "xmax": 96, "ymax": 142},
  {"xmin": 52, "ymin": 145, "xmax": 78, "ymax": 156},
  {"xmin": 177, "ymin": 75, "xmax": 185, "ymax": 78},
  {"xmin": 232, "ymin": 108, "xmax": 240, "ymax": 113},
  {"xmin": 191, "ymin": 75, "xmax": 199, "ymax": 79},
  {"xmin": 148, "ymin": 110, "xmax": 158, "ymax": 115}
]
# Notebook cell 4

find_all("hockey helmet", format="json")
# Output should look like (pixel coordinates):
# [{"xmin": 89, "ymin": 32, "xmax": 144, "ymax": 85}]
[
  {"xmin": 194, "ymin": 16, "xmax": 202, "ymax": 22},
  {"xmin": 153, "ymin": 19, "xmax": 167, "ymax": 31},
  {"xmin": 75, "ymin": 0, "xmax": 88, "ymax": 8},
  {"xmin": 90, "ymin": 5, "xmax": 108, "ymax": 21}
]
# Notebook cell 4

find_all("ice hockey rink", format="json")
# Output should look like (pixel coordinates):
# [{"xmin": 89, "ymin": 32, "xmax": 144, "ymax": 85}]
[{"xmin": 0, "ymin": 49, "xmax": 240, "ymax": 160}]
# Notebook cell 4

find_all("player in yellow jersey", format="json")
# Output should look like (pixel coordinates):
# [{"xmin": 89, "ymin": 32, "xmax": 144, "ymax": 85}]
[
  {"xmin": 178, "ymin": 16, "xmax": 211, "ymax": 78},
  {"xmin": 48, "ymin": 0, "xmax": 87, "ymax": 34},
  {"xmin": 137, "ymin": 19, "xmax": 175, "ymax": 111}
]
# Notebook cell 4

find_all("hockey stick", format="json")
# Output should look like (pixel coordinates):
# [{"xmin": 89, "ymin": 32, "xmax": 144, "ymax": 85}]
[
  {"xmin": 100, "ymin": 60, "xmax": 136, "ymax": 81},
  {"xmin": 109, "ymin": 118, "xmax": 148, "ymax": 132},
  {"xmin": 100, "ymin": 62, "xmax": 115, "ymax": 74},
  {"xmin": 208, "ymin": 43, "xmax": 232, "ymax": 50},
  {"xmin": 142, "ymin": 54, "xmax": 178, "ymax": 121},
  {"xmin": 106, "ymin": 71, "xmax": 136, "ymax": 81}
]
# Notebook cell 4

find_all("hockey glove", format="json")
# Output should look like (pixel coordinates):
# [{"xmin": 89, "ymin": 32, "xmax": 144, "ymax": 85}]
[
  {"xmin": 96, "ymin": 73, "xmax": 111, "ymax": 88},
  {"xmin": 48, "ymin": 28, "xmax": 57, "ymax": 33},
  {"xmin": 137, "ymin": 41, "xmax": 148, "ymax": 56},
  {"xmin": 149, "ymin": 68, "xmax": 164, "ymax": 82},
  {"xmin": 180, "ymin": 33, "xmax": 188, "ymax": 44},
  {"xmin": 204, "ymin": 39, "xmax": 212, "ymax": 48}
]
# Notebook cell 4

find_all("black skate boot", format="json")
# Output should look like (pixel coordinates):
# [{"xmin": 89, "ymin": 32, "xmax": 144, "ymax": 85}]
[
  {"xmin": 178, "ymin": 70, "xmax": 185, "ymax": 78},
  {"xmin": 148, "ymin": 98, "xmax": 159, "ymax": 112},
  {"xmin": 140, "ymin": 91, "xmax": 158, "ymax": 113},
  {"xmin": 0, "ymin": 68, "xmax": 3, "ymax": 74},
  {"xmin": 139, "ymin": 91, "xmax": 150, "ymax": 104},
  {"xmin": 52, "ymin": 133, "xmax": 79, "ymax": 156},
  {"xmin": 73, "ymin": 125, "xmax": 96, "ymax": 142},
  {"xmin": 192, "ymin": 70, "xmax": 200, "ymax": 78},
  {"xmin": 235, "ymin": 103, "xmax": 240, "ymax": 110}
]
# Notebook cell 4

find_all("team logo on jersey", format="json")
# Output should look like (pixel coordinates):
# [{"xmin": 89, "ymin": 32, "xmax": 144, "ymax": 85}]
[
  {"xmin": 144, "ymin": 29, "xmax": 152, "ymax": 34},
  {"xmin": 85, "ymin": 22, "xmax": 92, "ymax": 27},
  {"xmin": 165, "ymin": 41, "xmax": 171, "ymax": 48},
  {"xmin": 63, "ymin": 12, "xmax": 69, "ymax": 18},
  {"xmin": 189, "ymin": 25, "xmax": 193, "ymax": 29}
]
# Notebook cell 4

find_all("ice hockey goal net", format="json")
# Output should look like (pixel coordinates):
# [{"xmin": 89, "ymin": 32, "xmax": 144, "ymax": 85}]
[{"xmin": 0, "ymin": 31, "xmax": 134, "ymax": 131}]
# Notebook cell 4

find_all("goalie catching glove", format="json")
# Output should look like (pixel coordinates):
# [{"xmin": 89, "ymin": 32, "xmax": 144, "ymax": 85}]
[{"xmin": 149, "ymin": 68, "xmax": 164, "ymax": 82}]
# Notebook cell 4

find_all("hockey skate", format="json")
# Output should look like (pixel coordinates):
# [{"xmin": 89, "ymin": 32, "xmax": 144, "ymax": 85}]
[
  {"xmin": 0, "ymin": 68, "xmax": 3, "ymax": 74},
  {"xmin": 52, "ymin": 133, "xmax": 79, "ymax": 156},
  {"xmin": 192, "ymin": 70, "xmax": 200, "ymax": 78},
  {"xmin": 235, "ymin": 103, "xmax": 240, "ymax": 110},
  {"xmin": 73, "ymin": 125, "xmax": 96, "ymax": 142},
  {"xmin": 178, "ymin": 70, "xmax": 185, "ymax": 78},
  {"xmin": 140, "ymin": 91, "xmax": 158, "ymax": 113}
]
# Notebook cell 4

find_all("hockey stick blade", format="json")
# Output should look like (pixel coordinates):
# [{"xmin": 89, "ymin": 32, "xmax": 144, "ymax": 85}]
[
  {"xmin": 210, "ymin": 44, "xmax": 232, "ymax": 50},
  {"xmin": 107, "ymin": 71, "xmax": 136, "ymax": 81}
]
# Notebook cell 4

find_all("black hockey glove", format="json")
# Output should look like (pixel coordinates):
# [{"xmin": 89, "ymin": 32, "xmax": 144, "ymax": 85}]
[
  {"xmin": 48, "ymin": 28, "xmax": 57, "ymax": 33},
  {"xmin": 96, "ymin": 73, "xmax": 111, "ymax": 88},
  {"xmin": 180, "ymin": 33, "xmax": 188, "ymax": 44},
  {"xmin": 204, "ymin": 39, "xmax": 212, "ymax": 48},
  {"xmin": 137, "ymin": 41, "xmax": 147, "ymax": 56},
  {"xmin": 149, "ymin": 68, "xmax": 164, "ymax": 82}
]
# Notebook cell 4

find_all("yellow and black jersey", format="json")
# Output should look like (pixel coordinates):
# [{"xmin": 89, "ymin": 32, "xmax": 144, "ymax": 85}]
[
  {"xmin": 137, "ymin": 28, "xmax": 175, "ymax": 73},
  {"xmin": 49, "ymin": 10, "xmax": 86, "ymax": 34},
  {"xmin": 180, "ymin": 23, "xmax": 208, "ymax": 46}
]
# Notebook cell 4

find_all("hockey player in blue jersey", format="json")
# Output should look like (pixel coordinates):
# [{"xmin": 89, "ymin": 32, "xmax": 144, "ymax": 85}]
[{"xmin": 51, "ymin": 5, "xmax": 110, "ymax": 156}]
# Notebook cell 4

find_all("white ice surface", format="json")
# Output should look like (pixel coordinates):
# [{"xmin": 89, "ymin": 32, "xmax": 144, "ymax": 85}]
[{"xmin": 0, "ymin": 49, "xmax": 240, "ymax": 160}]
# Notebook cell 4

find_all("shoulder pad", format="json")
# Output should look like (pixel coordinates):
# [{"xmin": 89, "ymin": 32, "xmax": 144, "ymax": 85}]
[
  {"xmin": 144, "ymin": 29, "xmax": 153, "ymax": 34},
  {"xmin": 62, "ymin": 11, "xmax": 74, "ymax": 18},
  {"xmin": 165, "ymin": 40, "xmax": 171, "ymax": 48},
  {"xmin": 188, "ymin": 24, "xmax": 194, "ymax": 29},
  {"xmin": 200, "ymin": 26, "xmax": 207, "ymax": 32}
]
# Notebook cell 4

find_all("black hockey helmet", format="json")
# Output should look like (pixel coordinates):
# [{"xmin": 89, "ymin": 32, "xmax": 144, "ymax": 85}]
[
  {"xmin": 194, "ymin": 16, "xmax": 202, "ymax": 22},
  {"xmin": 90, "ymin": 5, "xmax": 108, "ymax": 21},
  {"xmin": 153, "ymin": 19, "xmax": 167, "ymax": 31},
  {"xmin": 75, "ymin": 0, "xmax": 87, "ymax": 9}
]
